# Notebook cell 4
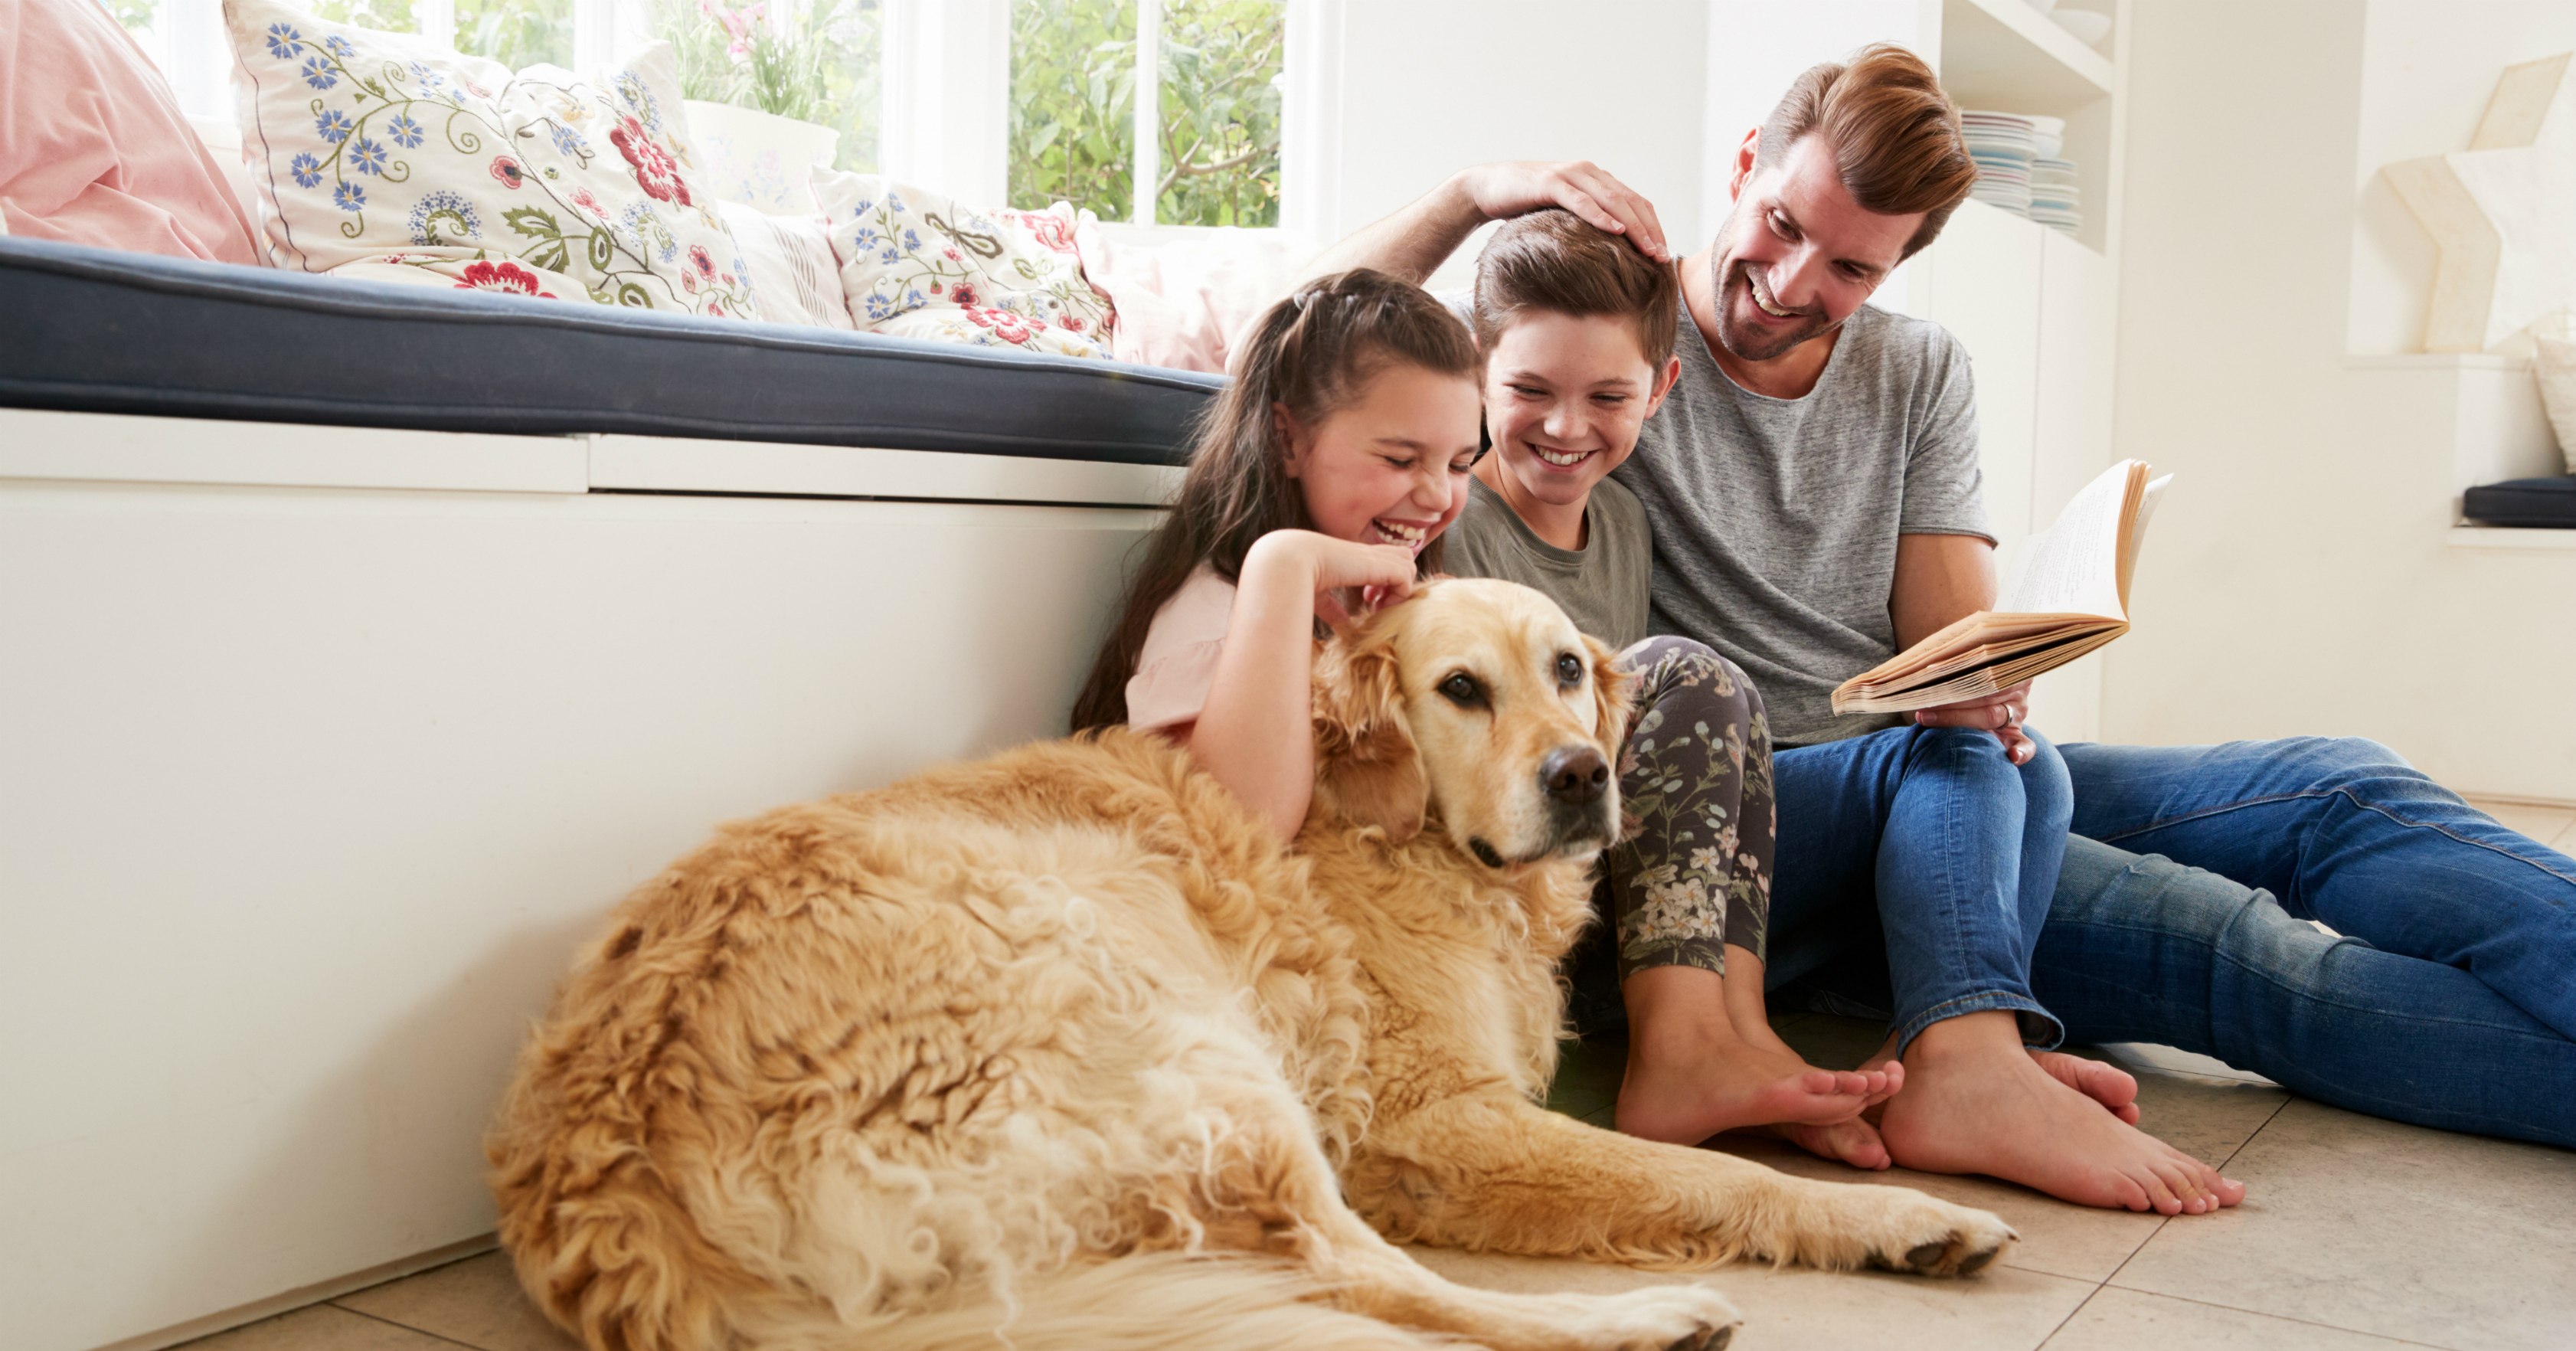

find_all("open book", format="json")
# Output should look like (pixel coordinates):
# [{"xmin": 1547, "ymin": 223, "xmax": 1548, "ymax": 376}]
[{"xmin": 1830, "ymin": 460, "xmax": 2172, "ymax": 715}]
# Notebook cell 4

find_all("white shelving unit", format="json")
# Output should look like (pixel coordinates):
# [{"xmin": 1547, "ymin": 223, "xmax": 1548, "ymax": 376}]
[
  {"xmin": 1934, "ymin": 0, "xmax": 2120, "ymax": 257},
  {"xmin": 1910, "ymin": 0, "xmax": 2129, "ymax": 739}
]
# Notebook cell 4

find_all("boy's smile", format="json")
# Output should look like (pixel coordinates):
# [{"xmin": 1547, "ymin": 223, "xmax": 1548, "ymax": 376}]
[{"xmin": 1477, "ymin": 310, "xmax": 1681, "ymax": 551}]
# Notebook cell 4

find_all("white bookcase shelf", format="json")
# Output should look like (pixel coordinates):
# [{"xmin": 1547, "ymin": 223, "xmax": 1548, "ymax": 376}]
[
  {"xmin": 1936, "ymin": 0, "xmax": 2122, "ymax": 257},
  {"xmin": 1940, "ymin": 0, "xmax": 2114, "ymax": 109}
]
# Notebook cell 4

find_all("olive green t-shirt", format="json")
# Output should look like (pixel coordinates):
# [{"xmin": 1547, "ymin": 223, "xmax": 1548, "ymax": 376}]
[{"xmin": 1442, "ymin": 473, "xmax": 1652, "ymax": 651}]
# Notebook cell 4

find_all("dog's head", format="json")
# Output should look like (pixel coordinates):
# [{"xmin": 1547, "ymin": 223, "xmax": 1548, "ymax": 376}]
[{"xmin": 1309, "ymin": 577, "xmax": 1633, "ymax": 870}]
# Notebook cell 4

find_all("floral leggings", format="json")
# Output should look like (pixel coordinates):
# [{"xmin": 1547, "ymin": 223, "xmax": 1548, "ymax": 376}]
[{"xmin": 1596, "ymin": 636, "xmax": 1778, "ymax": 991}]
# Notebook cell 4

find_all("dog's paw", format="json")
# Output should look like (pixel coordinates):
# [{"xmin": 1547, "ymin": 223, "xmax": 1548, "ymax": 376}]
[
  {"xmin": 1848, "ymin": 1189, "xmax": 2017, "ymax": 1277},
  {"xmin": 1563, "ymin": 1283, "xmax": 1742, "ymax": 1351}
]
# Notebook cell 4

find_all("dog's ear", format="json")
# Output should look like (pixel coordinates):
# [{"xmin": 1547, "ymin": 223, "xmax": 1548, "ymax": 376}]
[
  {"xmin": 1586, "ymin": 633, "xmax": 1637, "ymax": 751},
  {"xmin": 1309, "ymin": 633, "xmax": 1427, "ymax": 842}
]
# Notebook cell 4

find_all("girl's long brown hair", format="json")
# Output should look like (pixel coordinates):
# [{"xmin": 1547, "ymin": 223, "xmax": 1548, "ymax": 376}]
[{"xmin": 1069, "ymin": 268, "xmax": 1480, "ymax": 731}]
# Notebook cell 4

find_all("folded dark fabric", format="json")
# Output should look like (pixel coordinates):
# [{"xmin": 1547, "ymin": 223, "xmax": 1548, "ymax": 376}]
[
  {"xmin": 2463, "ymin": 475, "xmax": 2576, "ymax": 528},
  {"xmin": 0, "ymin": 235, "xmax": 1221, "ymax": 464}
]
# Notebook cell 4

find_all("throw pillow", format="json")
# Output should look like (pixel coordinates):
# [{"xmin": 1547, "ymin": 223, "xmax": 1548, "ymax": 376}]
[
  {"xmin": 2534, "ymin": 313, "xmax": 2576, "ymax": 475},
  {"xmin": 811, "ymin": 168, "xmax": 1113, "ymax": 358},
  {"xmin": 718, "ymin": 200, "xmax": 853, "ymax": 329},
  {"xmin": 224, "ymin": 0, "xmax": 758, "ymax": 319},
  {"xmin": 1, "ymin": 0, "xmax": 260, "ymax": 263}
]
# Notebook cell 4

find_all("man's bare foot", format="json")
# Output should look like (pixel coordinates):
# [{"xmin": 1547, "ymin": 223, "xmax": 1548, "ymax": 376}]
[
  {"xmin": 1617, "ymin": 1035, "xmax": 1890, "ymax": 1145},
  {"xmin": 1877, "ymin": 1012, "xmax": 2245, "ymax": 1215},
  {"xmin": 2035, "ymin": 1050, "xmax": 2142, "ymax": 1125}
]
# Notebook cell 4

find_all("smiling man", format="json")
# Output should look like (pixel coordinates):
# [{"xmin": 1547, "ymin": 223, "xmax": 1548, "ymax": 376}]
[{"xmin": 1306, "ymin": 41, "xmax": 2576, "ymax": 1202}]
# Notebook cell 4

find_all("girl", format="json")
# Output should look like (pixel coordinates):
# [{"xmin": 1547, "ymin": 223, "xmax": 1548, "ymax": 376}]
[{"xmin": 1068, "ymin": 269, "xmax": 1481, "ymax": 841}]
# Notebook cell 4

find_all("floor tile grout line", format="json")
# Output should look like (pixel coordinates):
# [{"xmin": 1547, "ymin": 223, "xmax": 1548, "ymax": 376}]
[
  {"xmin": 322, "ymin": 1304, "xmax": 500, "ymax": 1351},
  {"xmin": 2088, "ymin": 1283, "xmax": 2460, "ymax": 1348},
  {"xmin": 2030, "ymin": 1276, "xmax": 2114, "ymax": 1350}
]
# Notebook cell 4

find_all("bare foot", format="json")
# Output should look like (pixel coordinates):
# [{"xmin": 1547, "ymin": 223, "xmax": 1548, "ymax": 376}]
[
  {"xmin": 1878, "ymin": 1012, "xmax": 2247, "ymax": 1215},
  {"xmin": 1617, "ymin": 1035, "xmax": 1891, "ymax": 1145},
  {"xmin": 2035, "ymin": 1050, "xmax": 2142, "ymax": 1125},
  {"xmin": 1774, "ymin": 1115, "xmax": 1894, "ymax": 1169}
]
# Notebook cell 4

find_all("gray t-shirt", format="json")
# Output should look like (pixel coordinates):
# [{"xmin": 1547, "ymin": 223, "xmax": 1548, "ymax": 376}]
[
  {"xmin": 1443, "ymin": 473, "xmax": 1652, "ymax": 651},
  {"xmin": 1614, "ymin": 303, "xmax": 1991, "ymax": 747}
]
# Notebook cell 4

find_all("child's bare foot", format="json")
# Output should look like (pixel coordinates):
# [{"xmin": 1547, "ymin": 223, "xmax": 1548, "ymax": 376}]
[
  {"xmin": 1773, "ymin": 1114, "xmax": 1895, "ymax": 1169},
  {"xmin": 1617, "ymin": 1033, "xmax": 1890, "ymax": 1145},
  {"xmin": 1878, "ymin": 1012, "xmax": 2246, "ymax": 1215},
  {"xmin": 2035, "ymin": 1049, "xmax": 2143, "ymax": 1125}
]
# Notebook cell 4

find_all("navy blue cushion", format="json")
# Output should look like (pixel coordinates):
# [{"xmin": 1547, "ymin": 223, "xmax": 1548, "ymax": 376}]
[
  {"xmin": 2463, "ymin": 475, "xmax": 2576, "ymax": 528},
  {"xmin": 0, "ymin": 237, "xmax": 1221, "ymax": 465}
]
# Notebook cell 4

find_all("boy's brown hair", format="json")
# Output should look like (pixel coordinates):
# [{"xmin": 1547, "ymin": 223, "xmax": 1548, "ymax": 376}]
[
  {"xmin": 1756, "ymin": 43, "xmax": 1976, "ymax": 260},
  {"xmin": 1470, "ymin": 208, "xmax": 1681, "ymax": 369}
]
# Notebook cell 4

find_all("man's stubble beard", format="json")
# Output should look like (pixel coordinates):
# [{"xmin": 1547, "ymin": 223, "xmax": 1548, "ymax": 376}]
[{"xmin": 1708, "ymin": 214, "xmax": 1842, "ymax": 365}]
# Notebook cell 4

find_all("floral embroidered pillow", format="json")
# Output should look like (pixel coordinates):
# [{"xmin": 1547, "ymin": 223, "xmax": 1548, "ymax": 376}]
[
  {"xmin": 224, "ymin": 0, "xmax": 759, "ymax": 319},
  {"xmin": 811, "ymin": 169, "xmax": 1113, "ymax": 359}
]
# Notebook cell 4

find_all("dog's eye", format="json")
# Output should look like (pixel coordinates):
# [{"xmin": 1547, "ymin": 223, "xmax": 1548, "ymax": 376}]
[
  {"xmin": 1439, "ymin": 672, "xmax": 1486, "ymax": 708},
  {"xmin": 1556, "ymin": 652, "xmax": 1584, "ymax": 687}
]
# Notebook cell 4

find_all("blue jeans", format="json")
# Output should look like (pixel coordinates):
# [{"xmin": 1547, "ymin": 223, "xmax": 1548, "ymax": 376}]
[
  {"xmin": 1766, "ymin": 724, "xmax": 2074, "ymax": 1054},
  {"xmin": 2027, "ymin": 738, "xmax": 2576, "ymax": 1148},
  {"xmin": 2059, "ymin": 738, "xmax": 2576, "ymax": 1041}
]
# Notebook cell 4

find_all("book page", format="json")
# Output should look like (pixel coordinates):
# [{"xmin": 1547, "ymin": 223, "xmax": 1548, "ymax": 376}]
[
  {"xmin": 1998, "ymin": 460, "xmax": 2138, "ymax": 619},
  {"xmin": 2115, "ymin": 474, "xmax": 2172, "ymax": 610}
]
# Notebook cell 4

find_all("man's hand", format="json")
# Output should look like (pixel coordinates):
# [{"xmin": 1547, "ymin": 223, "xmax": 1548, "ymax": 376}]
[
  {"xmin": 1454, "ymin": 161, "xmax": 1670, "ymax": 261},
  {"xmin": 1912, "ymin": 679, "xmax": 2037, "ymax": 765},
  {"xmin": 1300, "ymin": 160, "xmax": 1670, "ymax": 286}
]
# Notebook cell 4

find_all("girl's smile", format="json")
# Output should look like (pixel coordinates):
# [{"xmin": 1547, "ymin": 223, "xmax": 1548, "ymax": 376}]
[{"xmin": 1280, "ymin": 361, "xmax": 1485, "ymax": 553}]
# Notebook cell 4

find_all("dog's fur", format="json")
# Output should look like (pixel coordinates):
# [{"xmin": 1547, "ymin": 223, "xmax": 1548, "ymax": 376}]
[{"xmin": 488, "ymin": 578, "xmax": 2015, "ymax": 1351}]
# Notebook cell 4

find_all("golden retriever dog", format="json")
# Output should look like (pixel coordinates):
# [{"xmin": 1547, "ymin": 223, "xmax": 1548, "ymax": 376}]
[{"xmin": 487, "ymin": 577, "xmax": 2017, "ymax": 1351}]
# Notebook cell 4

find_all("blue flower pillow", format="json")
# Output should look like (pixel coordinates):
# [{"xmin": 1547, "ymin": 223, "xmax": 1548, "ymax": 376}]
[
  {"xmin": 811, "ymin": 168, "xmax": 1113, "ymax": 358},
  {"xmin": 223, "ymin": 0, "xmax": 760, "ymax": 319}
]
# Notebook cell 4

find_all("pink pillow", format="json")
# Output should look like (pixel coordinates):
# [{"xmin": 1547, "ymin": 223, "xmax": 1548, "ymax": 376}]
[{"xmin": 0, "ymin": 0, "xmax": 259, "ymax": 263}]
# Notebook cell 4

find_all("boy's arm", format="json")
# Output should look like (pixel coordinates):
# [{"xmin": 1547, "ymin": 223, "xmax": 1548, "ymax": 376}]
[{"xmin": 1300, "ymin": 162, "xmax": 1672, "ymax": 286}]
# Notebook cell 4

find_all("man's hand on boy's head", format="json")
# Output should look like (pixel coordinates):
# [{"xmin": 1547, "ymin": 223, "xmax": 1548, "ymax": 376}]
[{"xmin": 1454, "ymin": 162, "xmax": 1670, "ymax": 262}]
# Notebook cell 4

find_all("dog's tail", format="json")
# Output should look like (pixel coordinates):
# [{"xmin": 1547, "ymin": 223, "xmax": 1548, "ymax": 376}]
[{"xmin": 823, "ymin": 1251, "xmax": 1464, "ymax": 1351}]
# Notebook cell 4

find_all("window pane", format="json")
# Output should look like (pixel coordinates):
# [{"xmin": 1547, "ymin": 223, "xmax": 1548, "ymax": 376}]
[
  {"xmin": 1156, "ymin": 0, "xmax": 1282, "ymax": 227},
  {"xmin": 102, "ymin": 0, "xmax": 160, "ymax": 39},
  {"xmin": 454, "ymin": 0, "xmax": 572, "ymax": 70},
  {"xmin": 657, "ymin": 0, "xmax": 882, "ymax": 174},
  {"xmin": 1008, "ymin": 0, "xmax": 1136, "ymax": 221},
  {"xmin": 303, "ymin": 0, "xmax": 420, "ymax": 32}
]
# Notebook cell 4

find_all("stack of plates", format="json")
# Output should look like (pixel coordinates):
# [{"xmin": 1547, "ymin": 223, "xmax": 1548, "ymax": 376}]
[
  {"xmin": 2029, "ymin": 156, "xmax": 2082, "ymax": 237},
  {"xmin": 1960, "ymin": 110, "xmax": 2035, "ymax": 217}
]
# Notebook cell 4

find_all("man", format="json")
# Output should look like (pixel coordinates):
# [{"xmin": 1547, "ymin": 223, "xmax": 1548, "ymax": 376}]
[{"xmin": 1308, "ymin": 44, "xmax": 2576, "ymax": 1204}]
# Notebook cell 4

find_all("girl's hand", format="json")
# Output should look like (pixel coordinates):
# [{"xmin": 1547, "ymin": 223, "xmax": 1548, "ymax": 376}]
[{"xmin": 1246, "ymin": 531, "xmax": 1419, "ymax": 635}]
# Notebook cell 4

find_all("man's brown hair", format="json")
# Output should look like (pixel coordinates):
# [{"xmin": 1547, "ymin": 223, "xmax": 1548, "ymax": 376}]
[
  {"xmin": 1470, "ymin": 208, "xmax": 1681, "ymax": 368},
  {"xmin": 1755, "ymin": 43, "xmax": 1976, "ymax": 259}
]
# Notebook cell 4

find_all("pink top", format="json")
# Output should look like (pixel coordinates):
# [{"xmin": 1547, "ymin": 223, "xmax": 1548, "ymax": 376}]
[
  {"xmin": 0, "ymin": 0, "xmax": 260, "ymax": 263},
  {"xmin": 1126, "ymin": 564, "xmax": 1238, "ymax": 732}
]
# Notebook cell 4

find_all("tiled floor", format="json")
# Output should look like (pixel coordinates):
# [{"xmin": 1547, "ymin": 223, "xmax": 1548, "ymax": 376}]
[{"xmin": 172, "ymin": 800, "xmax": 2576, "ymax": 1351}]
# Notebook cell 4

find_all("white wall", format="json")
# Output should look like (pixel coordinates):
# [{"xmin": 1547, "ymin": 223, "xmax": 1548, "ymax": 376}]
[
  {"xmin": 1304, "ymin": 0, "xmax": 1711, "ymax": 275},
  {"xmin": 2103, "ymin": 0, "xmax": 2576, "ymax": 800}
]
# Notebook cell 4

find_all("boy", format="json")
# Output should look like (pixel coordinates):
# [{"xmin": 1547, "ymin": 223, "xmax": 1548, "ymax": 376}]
[{"xmin": 1442, "ymin": 211, "xmax": 1907, "ymax": 1153}]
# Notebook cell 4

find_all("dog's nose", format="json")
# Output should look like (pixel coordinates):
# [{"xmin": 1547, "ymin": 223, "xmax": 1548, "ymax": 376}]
[{"xmin": 1541, "ymin": 746, "xmax": 1609, "ymax": 806}]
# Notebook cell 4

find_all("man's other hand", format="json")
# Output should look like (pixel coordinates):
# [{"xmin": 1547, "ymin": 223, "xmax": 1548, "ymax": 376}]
[
  {"xmin": 1459, "ymin": 161, "xmax": 1669, "ymax": 261},
  {"xmin": 1912, "ymin": 679, "xmax": 2037, "ymax": 765}
]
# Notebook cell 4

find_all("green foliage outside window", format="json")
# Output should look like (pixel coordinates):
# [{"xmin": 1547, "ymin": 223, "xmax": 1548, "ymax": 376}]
[
  {"xmin": 453, "ymin": 0, "xmax": 574, "ymax": 70},
  {"xmin": 657, "ymin": 0, "xmax": 881, "ymax": 173},
  {"xmin": 1155, "ymin": 0, "xmax": 1281, "ymax": 227},
  {"xmin": 302, "ymin": 0, "xmax": 420, "ymax": 33},
  {"xmin": 1008, "ymin": 0, "xmax": 1137, "ymax": 221},
  {"xmin": 1008, "ymin": 0, "xmax": 1283, "ymax": 227},
  {"xmin": 103, "ymin": 0, "xmax": 159, "ymax": 34}
]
